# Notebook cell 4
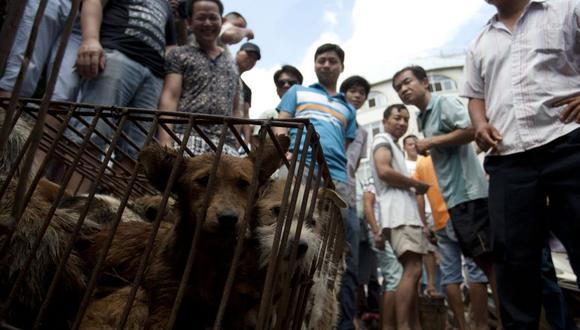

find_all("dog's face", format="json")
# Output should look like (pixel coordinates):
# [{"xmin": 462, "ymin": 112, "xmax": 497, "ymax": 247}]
[
  {"xmin": 179, "ymin": 153, "xmax": 254, "ymax": 234},
  {"xmin": 255, "ymin": 179, "xmax": 321, "ymax": 270},
  {"xmin": 139, "ymin": 136, "xmax": 290, "ymax": 235}
]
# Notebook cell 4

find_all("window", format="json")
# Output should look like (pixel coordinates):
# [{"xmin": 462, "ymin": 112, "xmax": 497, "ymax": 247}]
[
  {"xmin": 366, "ymin": 91, "xmax": 387, "ymax": 109},
  {"xmin": 428, "ymin": 74, "xmax": 457, "ymax": 93}
]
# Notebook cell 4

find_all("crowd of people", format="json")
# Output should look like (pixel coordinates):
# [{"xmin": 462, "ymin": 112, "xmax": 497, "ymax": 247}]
[{"xmin": 0, "ymin": 0, "xmax": 579, "ymax": 329}]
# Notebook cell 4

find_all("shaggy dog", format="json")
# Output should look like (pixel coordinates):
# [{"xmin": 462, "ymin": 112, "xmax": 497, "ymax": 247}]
[
  {"xmin": 84, "ymin": 137, "xmax": 289, "ymax": 329},
  {"xmin": 303, "ymin": 189, "xmax": 348, "ymax": 330},
  {"xmin": 0, "ymin": 112, "xmax": 100, "ymax": 329},
  {"xmin": 252, "ymin": 177, "xmax": 347, "ymax": 329}
]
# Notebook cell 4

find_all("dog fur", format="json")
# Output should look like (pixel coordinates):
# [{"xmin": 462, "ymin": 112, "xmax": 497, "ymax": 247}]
[
  {"xmin": 83, "ymin": 137, "xmax": 289, "ymax": 329},
  {"xmin": 79, "ymin": 286, "xmax": 149, "ymax": 330}
]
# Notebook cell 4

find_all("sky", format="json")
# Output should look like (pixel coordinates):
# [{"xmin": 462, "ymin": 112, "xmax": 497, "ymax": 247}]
[{"xmin": 224, "ymin": 0, "xmax": 496, "ymax": 118}]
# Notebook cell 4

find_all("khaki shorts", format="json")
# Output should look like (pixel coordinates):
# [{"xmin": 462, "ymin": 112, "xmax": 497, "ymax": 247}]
[{"xmin": 390, "ymin": 225, "xmax": 429, "ymax": 257}]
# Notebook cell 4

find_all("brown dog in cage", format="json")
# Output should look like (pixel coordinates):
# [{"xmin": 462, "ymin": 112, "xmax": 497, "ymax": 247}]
[
  {"xmin": 82, "ymin": 136, "xmax": 290, "ymax": 329},
  {"xmin": 0, "ymin": 113, "xmax": 101, "ymax": 329}
]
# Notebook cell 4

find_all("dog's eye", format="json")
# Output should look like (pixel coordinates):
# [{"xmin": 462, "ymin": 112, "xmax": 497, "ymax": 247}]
[
  {"xmin": 195, "ymin": 175, "xmax": 210, "ymax": 187},
  {"xmin": 271, "ymin": 206, "xmax": 281, "ymax": 217},
  {"xmin": 237, "ymin": 179, "xmax": 250, "ymax": 190}
]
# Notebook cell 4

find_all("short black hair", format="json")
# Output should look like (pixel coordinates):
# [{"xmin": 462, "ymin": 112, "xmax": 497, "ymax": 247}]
[
  {"xmin": 187, "ymin": 0, "xmax": 224, "ymax": 17},
  {"xmin": 225, "ymin": 11, "xmax": 246, "ymax": 25},
  {"xmin": 392, "ymin": 65, "xmax": 431, "ymax": 91},
  {"xmin": 339, "ymin": 75, "xmax": 370, "ymax": 96},
  {"xmin": 273, "ymin": 65, "xmax": 304, "ymax": 85},
  {"xmin": 314, "ymin": 43, "xmax": 345, "ymax": 66},
  {"xmin": 403, "ymin": 134, "xmax": 418, "ymax": 146},
  {"xmin": 383, "ymin": 104, "xmax": 407, "ymax": 119}
]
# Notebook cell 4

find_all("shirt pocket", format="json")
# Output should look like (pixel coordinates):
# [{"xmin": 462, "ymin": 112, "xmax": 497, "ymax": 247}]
[{"xmin": 531, "ymin": 27, "xmax": 566, "ymax": 54}]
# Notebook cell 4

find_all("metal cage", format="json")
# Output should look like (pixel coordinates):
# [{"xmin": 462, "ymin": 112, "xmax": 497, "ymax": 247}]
[{"xmin": 0, "ymin": 2, "xmax": 347, "ymax": 329}]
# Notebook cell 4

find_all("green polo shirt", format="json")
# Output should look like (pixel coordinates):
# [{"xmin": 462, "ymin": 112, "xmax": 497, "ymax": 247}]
[{"xmin": 418, "ymin": 94, "xmax": 488, "ymax": 209}]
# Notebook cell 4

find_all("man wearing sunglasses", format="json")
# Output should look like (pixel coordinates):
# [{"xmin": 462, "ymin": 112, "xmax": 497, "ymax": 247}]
[{"xmin": 273, "ymin": 65, "xmax": 303, "ymax": 99}]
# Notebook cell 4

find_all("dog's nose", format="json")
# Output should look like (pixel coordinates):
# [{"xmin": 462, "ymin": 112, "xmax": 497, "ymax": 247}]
[
  {"xmin": 296, "ymin": 240, "xmax": 309, "ymax": 258},
  {"xmin": 218, "ymin": 212, "xmax": 238, "ymax": 229}
]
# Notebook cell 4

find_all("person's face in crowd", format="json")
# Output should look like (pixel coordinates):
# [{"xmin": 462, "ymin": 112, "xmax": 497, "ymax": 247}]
[
  {"xmin": 383, "ymin": 108, "xmax": 410, "ymax": 140},
  {"xmin": 314, "ymin": 51, "xmax": 343, "ymax": 88},
  {"xmin": 226, "ymin": 15, "xmax": 247, "ymax": 28},
  {"xmin": 236, "ymin": 50, "xmax": 258, "ymax": 73},
  {"xmin": 190, "ymin": 1, "xmax": 223, "ymax": 47},
  {"xmin": 345, "ymin": 85, "xmax": 367, "ymax": 110},
  {"xmin": 275, "ymin": 72, "xmax": 299, "ymax": 98},
  {"xmin": 393, "ymin": 70, "xmax": 430, "ymax": 107},
  {"xmin": 403, "ymin": 137, "xmax": 418, "ymax": 160}
]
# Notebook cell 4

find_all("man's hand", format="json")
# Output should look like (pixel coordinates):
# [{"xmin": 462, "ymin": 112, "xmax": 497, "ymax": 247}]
[
  {"xmin": 554, "ymin": 95, "xmax": 580, "ymax": 124},
  {"xmin": 373, "ymin": 231, "xmax": 385, "ymax": 250},
  {"xmin": 474, "ymin": 122, "xmax": 502, "ymax": 152},
  {"xmin": 414, "ymin": 181, "xmax": 429, "ymax": 195},
  {"xmin": 76, "ymin": 38, "xmax": 105, "ymax": 79},
  {"xmin": 244, "ymin": 29, "xmax": 255, "ymax": 40},
  {"xmin": 416, "ymin": 138, "xmax": 432, "ymax": 156},
  {"xmin": 423, "ymin": 227, "xmax": 437, "ymax": 245}
]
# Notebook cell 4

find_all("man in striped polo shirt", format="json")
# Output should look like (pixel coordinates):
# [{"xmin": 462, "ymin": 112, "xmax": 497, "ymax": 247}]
[{"xmin": 275, "ymin": 43, "xmax": 358, "ymax": 330}]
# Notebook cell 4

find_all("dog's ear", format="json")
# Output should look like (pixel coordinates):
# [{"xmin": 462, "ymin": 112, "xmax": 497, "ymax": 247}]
[
  {"xmin": 139, "ymin": 144, "xmax": 184, "ymax": 193},
  {"xmin": 318, "ymin": 188, "xmax": 347, "ymax": 209},
  {"xmin": 252, "ymin": 135, "xmax": 290, "ymax": 183}
]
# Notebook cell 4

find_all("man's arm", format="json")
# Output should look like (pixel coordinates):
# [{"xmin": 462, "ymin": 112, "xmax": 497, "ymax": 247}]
[
  {"xmin": 274, "ymin": 111, "xmax": 292, "ymax": 136},
  {"xmin": 416, "ymin": 127, "xmax": 474, "ymax": 155},
  {"xmin": 373, "ymin": 146, "xmax": 429, "ymax": 194},
  {"xmin": 468, "ymin": 98, "xmax": 502, "ymax": 152},
  {"xmin": 77, "ymin": 0, "xmax": 108, "ymax": 79},
  {"xmin": 220, "ymin": 27, "xmax": 254, "ymax": 45},
  {"xmin": 158, "ymin": 73, "xmax": 183, "ymax": 147},
  {"xmin": 363, "ymin": 191, "xmax": 383, "ymax": 247}
]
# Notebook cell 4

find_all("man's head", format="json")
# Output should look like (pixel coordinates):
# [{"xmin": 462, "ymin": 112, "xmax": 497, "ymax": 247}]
[
  {"xmin": 340, "ymin": 75, "xmax": 370, "ymax": 110},
  {"xmin": 224, "ymin": 11, "xmax": 247, "ymax": 28},
  {"xmin": 392, "ymin": 65, "xmax": 430, "ymax": 108},
  {"xmin": 403, "ymin": 134, "xmax": 418, "ymax": 160},
  {"xmin": 273, "ymin": 65, "xmax": 303, "ymax": 99},
  {"xmin": 382, "ymin": 104, "xmax": 410, "ymax": 140},
  {"xmin": 314, "ymin": 44, "xmax": 345, "ymax": 89},
  {"xmin": 188, "ymin": 0, "xmax": 224, "ymax": 47},
  {"xmin": 236, "ymin": 42, "xmax": 261, "ymax": 73}
]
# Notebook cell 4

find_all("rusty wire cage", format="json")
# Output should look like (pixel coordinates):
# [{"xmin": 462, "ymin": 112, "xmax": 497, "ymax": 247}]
[{"xmin": 0, "ymin": 1, "xmax": 347, "ymax": 328}]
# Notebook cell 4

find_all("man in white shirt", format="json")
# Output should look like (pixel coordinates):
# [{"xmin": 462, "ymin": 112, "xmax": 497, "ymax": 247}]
[
  {"xmin": 463, "ymin": 0, "xmax": 580, "ymax": 328},
  {"xmin": 371, "ymin": 104, "xmax": 429, "ymax": 330}
]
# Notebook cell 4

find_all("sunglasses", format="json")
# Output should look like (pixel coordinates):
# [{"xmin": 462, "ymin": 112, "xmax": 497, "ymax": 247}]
[{"xmin": 275, "ymin": 79, "xmax": 298, "ymax": 88}]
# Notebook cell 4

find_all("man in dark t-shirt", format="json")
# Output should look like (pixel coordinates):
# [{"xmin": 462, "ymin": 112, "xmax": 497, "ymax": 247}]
[{"xmin": 73, "ymin": 0, "xmax": 177, "ymax": 159}]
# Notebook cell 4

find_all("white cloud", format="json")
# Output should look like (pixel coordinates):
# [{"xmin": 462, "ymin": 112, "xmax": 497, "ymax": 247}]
[
  {"xmin": 341, "ymin": 0, "xmax": 485, "ymax": 82},
  {"xmin": 323, "ymin": 10, "xmax": 338, "ymax": 27},
  {"xmin": 246, "ymin": 0, "xmax": 488, "ymax": 118}
]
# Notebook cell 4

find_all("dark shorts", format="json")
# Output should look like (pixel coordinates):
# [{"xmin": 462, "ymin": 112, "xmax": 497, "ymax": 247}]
[{"xmin": 448, "ymin": 198, "xmax": 492, "ymax": 259}]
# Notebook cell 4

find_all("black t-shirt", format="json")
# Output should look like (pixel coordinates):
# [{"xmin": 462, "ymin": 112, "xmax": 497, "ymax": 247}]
[
  {"xmin": 100, "ymin": 0, "xmax": 177, "ymax": 77},
  {"xmin": 241, "ymin": 79, "xmax": 252, "ymax": 106}
]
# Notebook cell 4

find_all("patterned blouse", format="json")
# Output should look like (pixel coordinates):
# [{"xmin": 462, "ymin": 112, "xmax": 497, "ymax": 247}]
[{"xmin": 165, "ymin": 45, "xmax": 239, "ymax": 146}]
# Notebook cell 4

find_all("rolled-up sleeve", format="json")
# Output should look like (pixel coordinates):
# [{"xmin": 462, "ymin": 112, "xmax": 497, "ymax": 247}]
[{"xmin": 440, "ymin": 97, "xmax": 471, "ymax": 132}]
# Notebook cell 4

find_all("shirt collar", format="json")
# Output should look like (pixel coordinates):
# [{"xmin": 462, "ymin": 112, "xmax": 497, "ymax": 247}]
[
  {"xmin": 417, "ymin": 94, "xmax": 439, "ymax": 132},
  {"xmin": 487, "ymin": 0, "xmax": 547, "ymax": 29},
  {"xmin": 309, "ymin": 82, "xmax": 349, "ymax": 103}
]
